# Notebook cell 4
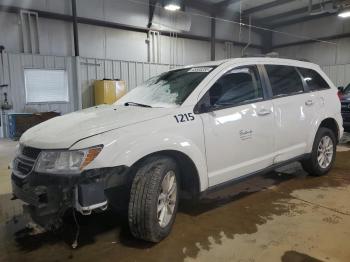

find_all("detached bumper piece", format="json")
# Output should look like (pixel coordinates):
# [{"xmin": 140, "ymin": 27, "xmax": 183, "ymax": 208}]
[{"xmin": 75, "ymin": 181, "xmax": 108, "ymax": 215}]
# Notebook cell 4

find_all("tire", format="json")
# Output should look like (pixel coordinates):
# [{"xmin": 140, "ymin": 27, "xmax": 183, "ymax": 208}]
[
  {"xmin": 128, "ymin": 156, "xmax": 179, "ymax": 242},
  {"xmin": 301, "ymin": 127, "xmax": 337, "ymax": 176}
]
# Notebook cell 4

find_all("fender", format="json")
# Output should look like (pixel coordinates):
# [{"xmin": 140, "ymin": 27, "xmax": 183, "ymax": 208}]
[
  {"xmin": 71, "ymin": 120, "xmax": 209, "ymax": 192},
  {"xmin": 305, "ymin": 107, "xmax": 343, "ymax": 153}
]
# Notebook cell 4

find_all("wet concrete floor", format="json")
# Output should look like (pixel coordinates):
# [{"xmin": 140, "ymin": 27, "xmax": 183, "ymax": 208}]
[{"xmin": 0, "ymin": 137, "xmax": 350, "ymax": 262}]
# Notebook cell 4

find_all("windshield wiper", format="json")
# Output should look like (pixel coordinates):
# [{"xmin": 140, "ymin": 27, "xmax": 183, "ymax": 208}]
[{"xmin": 124, "ymin": 102, "xmax": 152, "ymax": 108}]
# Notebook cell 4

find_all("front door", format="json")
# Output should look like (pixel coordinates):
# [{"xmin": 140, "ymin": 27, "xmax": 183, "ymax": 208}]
[{"xmin": 199, "ymin": 65, "xmax": 275, "ymax": 187}]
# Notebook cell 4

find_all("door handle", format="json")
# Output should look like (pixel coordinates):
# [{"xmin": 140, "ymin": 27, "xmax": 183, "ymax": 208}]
[
  {"xmin": 305, "ymin": 99, "xmax": 314, "ymax": 106},
  {"xmin": 257, "ymin": 108, "xmax": 271, "ymax": 116}
]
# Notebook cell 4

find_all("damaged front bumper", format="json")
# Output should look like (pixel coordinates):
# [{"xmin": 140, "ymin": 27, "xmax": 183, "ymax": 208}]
[{"xmin": 11, "ymin": 148, "xmax": 130, "ymax": 229}]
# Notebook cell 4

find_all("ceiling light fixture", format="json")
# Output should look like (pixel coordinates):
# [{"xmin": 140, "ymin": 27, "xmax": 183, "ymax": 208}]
[
  {"xmin": 165, "ymin": 4, "xmax": 181, "ymax": 11},
  {"xmin": 163, "ymin": 0, "xmax": 182, "ymax": 11},
  {"xmin": 338, "ymin": 8, "xmax": 350, "ymax": 18}
]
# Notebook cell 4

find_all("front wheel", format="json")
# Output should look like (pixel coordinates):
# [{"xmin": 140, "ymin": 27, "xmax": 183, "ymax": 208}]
[
  {"xmin": 128, "ymin": 156, "xmax": 179, "ymax": 242},
  {"xmin": 301, "ymin": 127, "xmax": 336, "ymax": 176}
]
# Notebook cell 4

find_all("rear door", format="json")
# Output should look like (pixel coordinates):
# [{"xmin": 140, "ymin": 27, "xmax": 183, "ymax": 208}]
[
  {"xmin": 198, "ymin": 65, "xmax": 275, "ymax": 187},
  {"xmin": 263, "ymin": 64, "xmax": 316, "ymax": 163}
]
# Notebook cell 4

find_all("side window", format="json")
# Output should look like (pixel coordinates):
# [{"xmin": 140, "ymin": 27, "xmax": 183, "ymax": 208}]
[
  {"xmin": 207, "ymin": 66, "xmax": 263, "ymax": 108},
  {"xmin": 297, "ymin": 67, "xmax": 330, "ymax": 91},
  {"xmin": 265, "ymin": 65, "xmax": 304, "ymax": 97}
]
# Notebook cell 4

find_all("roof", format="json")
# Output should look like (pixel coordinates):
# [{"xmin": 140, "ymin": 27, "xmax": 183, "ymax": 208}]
[{"xmin": 183, "ymin": 56, "xmax": 320, "ymax": 69}]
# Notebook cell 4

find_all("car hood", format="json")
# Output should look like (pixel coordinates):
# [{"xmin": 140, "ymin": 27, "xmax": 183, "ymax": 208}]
[{"xmin": 20, "ymin": 105, "xmax": 176, "ymax": 149}]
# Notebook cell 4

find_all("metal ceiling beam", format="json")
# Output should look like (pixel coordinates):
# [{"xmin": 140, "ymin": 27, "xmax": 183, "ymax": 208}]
[
  {"xmin": 271, "ymin": 11, "xmax": 336, "ymax": 28},
  {"xmin": 256, "ymin": 0, "xmax": 333, "ymax": 25},
  {"xmin": 243, "ymin": 0, "xmax": 294, "ymax": 15}
]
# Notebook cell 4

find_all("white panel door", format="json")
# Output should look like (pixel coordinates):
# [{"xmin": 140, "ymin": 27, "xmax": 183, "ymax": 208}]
[
  {"xmin": 198, "ymin": 65, "xmax": 275, "ymax": 187},
  {"xmin": 202, "ymin": 101, "xmax": 275, "ymax": 186}
]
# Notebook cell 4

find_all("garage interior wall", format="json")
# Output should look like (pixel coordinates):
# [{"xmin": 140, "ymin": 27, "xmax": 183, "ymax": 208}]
[
  {"xmin": 272, "ymin": 15, "xmax": 350, "ymax": 87},
  {"xmin": 79, "ymin": 58, "xmax": 172, "ymax": 108},
  {"xmin": 0, "ymin": 53, "xmax": 77, "ymax": 114},
  {"xmin": 0, "ymin": 0, "xmax": 262, "ymax": 114},
  {"xmin": 0, "ymin": 0, "xmax": 261, "ymax": 62}
]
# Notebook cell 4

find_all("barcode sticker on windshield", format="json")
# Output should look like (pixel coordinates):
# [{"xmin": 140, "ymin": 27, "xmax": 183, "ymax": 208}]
[{"xmin": 188, "ymin": 67, "xmax": 213, "ymax": 73}]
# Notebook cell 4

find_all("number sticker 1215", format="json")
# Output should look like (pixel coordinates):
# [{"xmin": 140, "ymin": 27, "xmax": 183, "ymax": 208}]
[{"xmin": 174, "ymin": 113, "xmax": 195, "ymax": 123}]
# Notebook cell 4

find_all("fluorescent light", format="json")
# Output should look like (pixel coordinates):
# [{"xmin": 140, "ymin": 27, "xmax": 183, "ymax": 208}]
[
  {"xmin": 164, "ymin": 4, "xmax": 181, "ymax": 11},
  {"xmin": 338, "ymin": 9, "xmax": 350, "ymax": 18}
]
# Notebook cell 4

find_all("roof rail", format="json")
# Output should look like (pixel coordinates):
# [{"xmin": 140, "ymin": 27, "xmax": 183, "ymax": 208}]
[{"xmin": 242, "ymin": 52, "xmax": 311, "ymax": 63}]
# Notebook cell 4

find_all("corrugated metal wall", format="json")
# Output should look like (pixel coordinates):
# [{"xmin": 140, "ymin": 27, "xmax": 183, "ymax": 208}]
[
  {"xmin": 0, "ymin": 53, "xmax": 173, "ymax": 114},
  {"xmin": 322, "ymin": 64, "xmax": 350, "ymax": 88},
  {"xmin": 79, "ymin": 57, "xmax": 171, "ymax": 108},
  {"xmin": 0, "ymin": 53, "xmax": 77, "ymax": 114}
]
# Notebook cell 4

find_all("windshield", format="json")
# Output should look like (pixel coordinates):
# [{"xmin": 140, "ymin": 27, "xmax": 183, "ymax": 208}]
[{"xmin": 117, "ymin": 67, "xmax": 215, "ymax": 108}]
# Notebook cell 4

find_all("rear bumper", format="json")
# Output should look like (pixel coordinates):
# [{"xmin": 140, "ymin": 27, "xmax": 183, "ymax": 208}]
[{"xmin": 11, "ymin": 166, "xmax": 130, "ymax": 229}]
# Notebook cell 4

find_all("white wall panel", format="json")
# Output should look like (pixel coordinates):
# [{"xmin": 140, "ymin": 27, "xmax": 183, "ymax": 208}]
[
  {"xmin": 215, "ymin": 42, "xmax": 261, "ymax": 60},
  {"xmin": 322, "ymin": 63, "xmax": 350, "ymax": 88},
  {"xmin": 274, "ymin": 43, "xmax": 338, "ymax": 66},
  {"xmin": 0, "ymin": 0, "xmax": 262, "ymax": 58},
  {"xmin": 0, "ymin": 0, "xmax": 71, "ymax": 14},
  {"xmin": 183, "ymin": 39, "xmax": 211, "ymax": 65},
  {"xmin": 0, "ymin": 12, "xmax": 73, "ymax": 56},
  {"xmin": 39, "ymin": 18, "xmax": 73, "ymax": 56},
  {"xmin": 272, "ymin": 15, "xmax": 350, "ymax": 68},
  {"xmin": 0, "ymin": 53, "xmax": 76, "ymax": 114},
  {"xmin": 105, "ymin": 28, "xmax": 148, "ymax": 62},
  {"xmin": 0, "ymin": 12, "xmax": 22, "ymax": 53},
  {"xmin": 104, "ymin": 0, "xmax": 148, "ymax": 28},
  {"xmin": 186, "ymin": 7, "xmax": 211, "ymax": 37},
  {"xmin": 273, "ymin": 16, "xmax": 347, "ymax": 46},
  {"xmin": 216, "ymin": 19, "xmax": 262, "ymax": 46},
  {"xmin": 76, "ymin": 0, "xmax": 104, "ymax": 20}
]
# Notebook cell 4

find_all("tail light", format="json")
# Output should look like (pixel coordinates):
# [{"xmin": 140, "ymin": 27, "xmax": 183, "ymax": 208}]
[{"xmin": 337, "ymin": 91, "xmax": 343, "ymax": 100}]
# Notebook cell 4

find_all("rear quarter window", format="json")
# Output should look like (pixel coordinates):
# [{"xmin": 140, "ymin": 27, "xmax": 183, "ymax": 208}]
[
  {"xmin": 265, "ymin": 65, "xmax": 304, "ymax": 97},
  {"xmin": 297, "ymin": 67, "xmax": 330, "ymax": 91}
]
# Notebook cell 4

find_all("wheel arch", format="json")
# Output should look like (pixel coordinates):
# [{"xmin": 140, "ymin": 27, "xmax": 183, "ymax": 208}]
[
  {"xmin": 306, "ymin": 117, "xmax": 340, "ymax": 154},
  {"xmin": 129, "ymin": 150, "xmax": 201, "ymax": 199},
  {"xmin": 319, "ymin": 117, "xmax": 340, "ymax": 143}
]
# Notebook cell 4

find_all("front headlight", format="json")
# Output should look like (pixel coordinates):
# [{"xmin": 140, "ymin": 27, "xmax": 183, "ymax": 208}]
[{"xmin": 34, "ymin": 145, "xmax": 103, "ymax": 174}]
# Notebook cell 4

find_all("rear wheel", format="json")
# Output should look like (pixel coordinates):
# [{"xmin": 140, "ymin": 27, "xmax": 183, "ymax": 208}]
[
  {"xmin": 301, "ymin": 127, "xmax": 336, "ymax": 176},
  {"xmin": 128, "ymin": 156, "xmax": 179, "ymax": 242}
]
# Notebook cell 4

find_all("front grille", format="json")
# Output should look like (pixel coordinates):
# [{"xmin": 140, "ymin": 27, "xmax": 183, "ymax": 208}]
[
  {"xmin": 22, "ymin": 146, "xmax": 41, "ymax": 159},
  {"xmin": 17, "ymin": 160, "xmax": 33, "ymax": 174},
  {"xmin": 13, "ymin": 146, "xmax": 41, "ymax": 178},
  {"xmin": 13, "ymin": 155, "xmax": 36, "ymax": 178}
]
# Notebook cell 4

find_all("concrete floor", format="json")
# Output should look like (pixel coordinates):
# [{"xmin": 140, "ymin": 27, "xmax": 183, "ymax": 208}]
[{"xmin": 0, "ymin": 136, "xmax": 350, "ymax": 262}]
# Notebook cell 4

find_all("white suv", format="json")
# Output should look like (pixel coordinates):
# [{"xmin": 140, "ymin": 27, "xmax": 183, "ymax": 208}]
[{"xmin": 11, "ymin": 57, "xmax": 343, "ymax": 242}]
